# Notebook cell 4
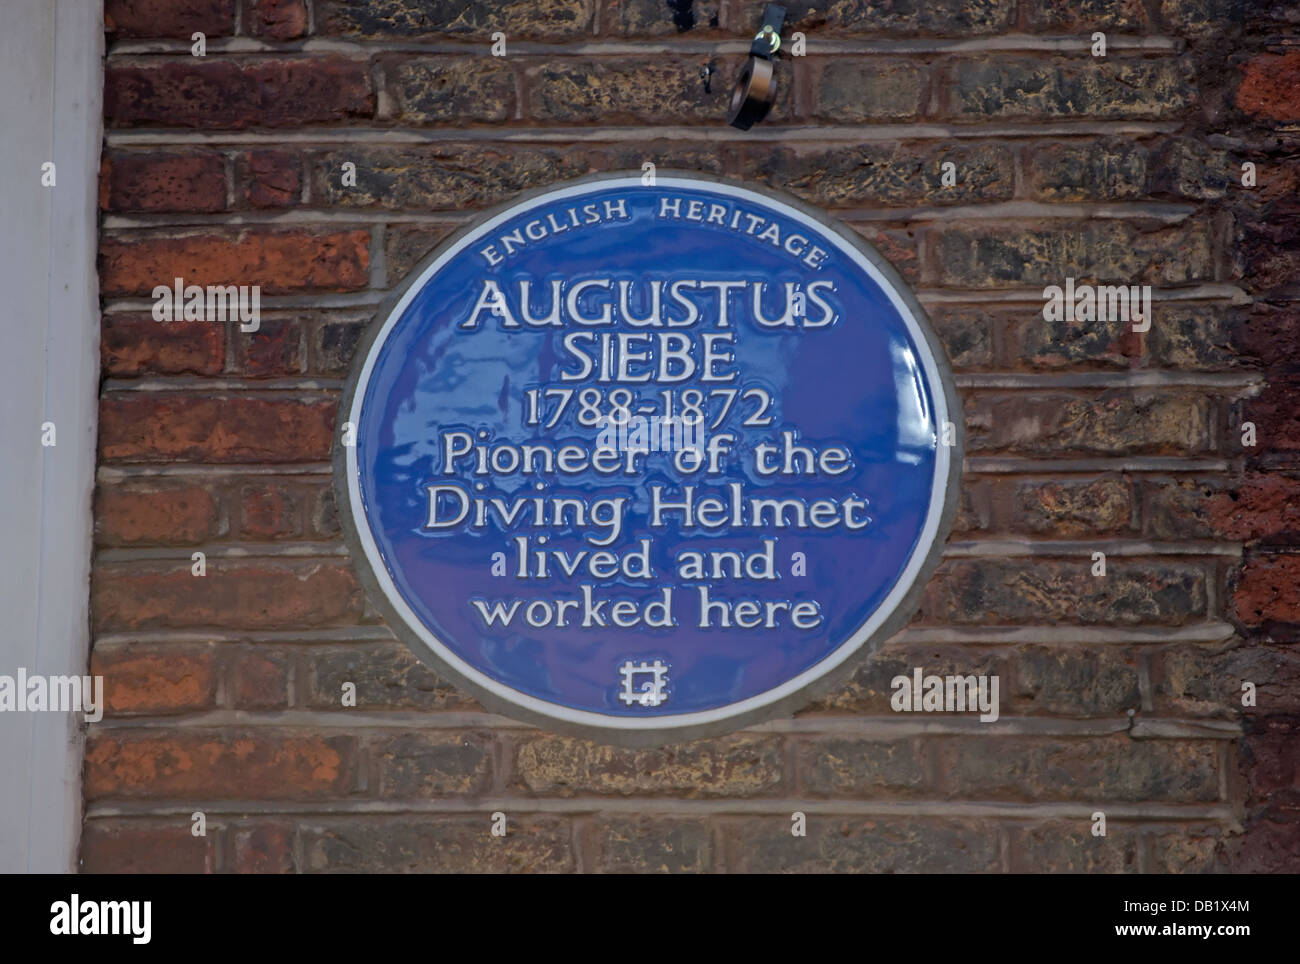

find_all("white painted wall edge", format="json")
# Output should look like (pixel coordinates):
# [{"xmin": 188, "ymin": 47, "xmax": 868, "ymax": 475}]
[{"xmin": 0, "ymin": 0, "xmax": 103, "ymax": 873}]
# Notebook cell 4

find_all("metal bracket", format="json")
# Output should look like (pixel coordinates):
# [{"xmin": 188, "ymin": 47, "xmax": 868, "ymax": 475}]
[
  {"xmin": 727, "ymin": 4, "xmax": 786, "ymax": 131},
  {"xmin": 749, "ymin": 3, "xmax": 786, "ymax": 58}
]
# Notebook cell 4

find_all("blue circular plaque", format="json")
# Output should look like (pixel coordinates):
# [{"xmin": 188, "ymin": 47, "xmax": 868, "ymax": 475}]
[{"xmin": 336, "ymin": 172, "xmax": 961, "ymax": 745}]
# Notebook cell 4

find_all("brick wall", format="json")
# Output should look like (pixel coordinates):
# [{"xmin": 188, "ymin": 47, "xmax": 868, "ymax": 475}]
[{"xmin": 84, "ymin": 0, "xmax": 1299, "ymax": 873}]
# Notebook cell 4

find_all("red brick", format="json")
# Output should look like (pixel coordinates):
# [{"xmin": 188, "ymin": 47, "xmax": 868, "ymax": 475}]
[
  {"xmin": 1218, "ymin": 814, "xmax": 1300, "ymax": 874},
  {"xmin": 98, "ymin": 395, "xmax": 336, "ymax": 463},
  {"xmin": 944, "ymin": 58, "xmax": 1192, "ymax": 121},
  {"xmin": 105, "ymin": 59, "xmax": 373, "ymax": 129},
  {"xmin": 951, "ymin": 481, "xmax": 991, "ymax": 532},
  {"xmin": 853, "ymin": 226, "xmax": 921, "ymax": 284},
  {"xmin": 1233, "ymin": 555, "xmax": 1300, "ymax": 628},
  {"xmin": 101, "ymin": 315, "xmax": 226, "ymax": 377},
  {"xmin": 100, "ymin": 152, "xmax": 227, "ymax": 213},
  {"xmin": 310, "ymin": 316, "xmax": 368, "ymax": 375},
  {"xmin": 105, "ymin": 0, "xmax": 235, "ymax": 37},
  {"xmin": 528, "ymin": 59, "xmax": 738, "ymax": 124},
  {"xmin": 803, "ymin": 643, "xmax": 1002, "ymax": 715},
  {"xmin": 1159, "ymin": 0, "xmax": 1248, "ymax": 36},
  {"xmin": 927, "ymin": 308, "xmax": 995, "ymax": 368},
  {"xmin": 1002, "ymin": 308, "xmax": 1135, "ymax": 369},
  {"xmin": 100, "ymin": 230, "xmax": 370, "ymax": 296},
  {"xmin": 239, "ymin": 482, "xmax": 303, "ymax": 538},
  {"xmin": 1027, "ymin": 0, "xmax": 1146, "ymax": 30},
  {"xmin": 965, "ymin": 392, "xmax": 1210, "ymax": 456},
  {"xmin": 1239, "ymin": 378, "xmax": 1300, "ymax": 455},
  {"xmin": 1235, "ymin": 214, "xmax": 1300, "ymax": 296},
  {"xmin": 1237, "ymin": 51, "xmax": 1300, "ymax": 121},
  {"xmin": 81, "ymin": 822, "xmax": 216, "ymax": 873},
  {"xmin": 372, "ymin": 733, "xmax": 494, "ymax": 797},
  {"xmin": 741, "ymin": 143, "xmax": 1014, "ymax": 207},
  {"xmin": 1145, "ymin": 304, "xmax": 1247, "ymax": 371},
  {"xmin": 382, "ymin": 226, "xmax": 457, "ymax": 284},
  {"xmin": 90, "ymin": 647, "xmax": 219, "ymax": 714},
  {"xmin": 91, "ymin": 562, "xmax": 363, "ymax": 631},
  {"xmin": 1229, "ymin": 304, "xmax": 1300, "ymax": 375},
  {"xmin": 930, "ymin": 221, "xmax": 1213, "ymax": 287},
  {"xmin": 1144, "ymin": 478, "xmax": 1226, "ymax": 540},
  {"xmin": 920, "ymin": 560, "xmax": 1207, "ymax": 626},
  {"xmin": 776, "ymin": 0, "xmax": 1012, "ymax": 35},
  {"xmin": 388, "ymin": 58, "xmax": 517, "ymax": 123},
  {"xmin": 797, "ymin": 738, "xmax": 928, "ymax": 796},
  {"xmin": 1209, "ymin": 473, "xmax": 1300, "ymax": 543},
  {"xmin": 588, "ymin": 817, "xmax": 713, "ymax": 873},
  {"xmin": 1241, "ymin": 717, "xmax": 1300, "ymax": 797},
  {"xmin": 1010, "ymin": 645, "xmax": 1141, "ymax": 716},
  {"xmin": 1148, "ymin": 825, "xmax": 1221, "ymax": 873},
  {"xmin": 725, "ymin": 818, "xmax": 1000, "ymax": 873},
  {"xmin": 305, "ymin": 642, "xmax": 477, "ymax": 711},
  {"xmin": 934, "ymin": 736, "xmax": 1220, "ymax": 802},
  {"xmin": 1008, "ymin": 821, "xmax": 1144, "ymax": 878},
  {"xmin": 301, "ymin": 816, "xmax": 575, "ymax": 872},
  {"xmin": 84, "ymin": 730, "xmax": 358, "ymax": 799},
  {"xmin": 232, "ymin": 648, "xmax": 293, "ymax": 708},
  {"xmin": 1257, "ymin": 159, "xmax": 1300, "ymax": 207},
  {"xmin": 309, "ymin": 145, "xmax": 590, "ymax": 212},
  {"xmin": 1147, "ymin": 137, "xmax": 1234, "ymax": 201},
  {"xmin": 511, "ymin": 734, "xmax": 784, "ymax": 797},
  {"xmin": 230, "ymin": 318, "xmax": 305, "ymax": 375},
  {"xmin": 233, "ymin": 824, "xmax": 296, "ymax": 873},
  {"xmin": 246, "ymin": 0, "xmax": 308, "ymax": 40},
  {"xmin": 237, "ymin": 150, "xmax": 301, "ymax": 208},
  {"xmin": 1009, "ymin": 821, "xmax": 1142, "ymax": 873},
  {"xmin": 1152, "ymin": 643, "xmax": 1300, "ymax": 718},
  {"xmin": 320, "ymin": 0, "xmax": 593, "ymax": 39},
  {"xmin": 813, "ymin": 60, "xmax": 925, "ymax": 122},
  {"xmin": 1012, "ymin": 477, "xmax": 1134, "ymax": 535},
  {"xmin": 94, "ymin": 482, "xmax": 220, "ymax": 545}
]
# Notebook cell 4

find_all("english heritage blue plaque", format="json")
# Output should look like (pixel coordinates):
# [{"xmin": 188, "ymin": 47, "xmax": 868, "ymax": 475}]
[{"xmin": 335, "ymin": 172, "xmax": 962, "ymax": 745}]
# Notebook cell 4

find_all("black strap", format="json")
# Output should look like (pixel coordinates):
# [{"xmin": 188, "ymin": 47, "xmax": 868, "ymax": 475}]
[{"xmin": 749, "ymin": 4, "xmax": 786, "ymax": 59}]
